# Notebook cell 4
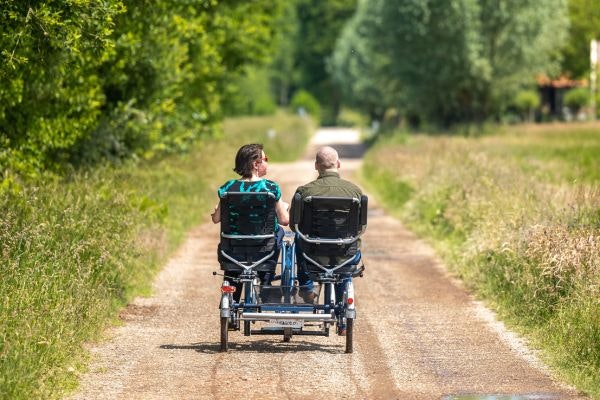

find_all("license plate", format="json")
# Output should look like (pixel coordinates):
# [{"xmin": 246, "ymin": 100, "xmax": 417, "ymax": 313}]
[{"xmin": 269, "ymin": 319, "xmax": 304, "ymax": 328}]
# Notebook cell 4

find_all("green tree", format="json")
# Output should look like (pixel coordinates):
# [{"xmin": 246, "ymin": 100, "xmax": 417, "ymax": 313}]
[
  {"xmin": 336, "ymin": 0, "xmax": 569, "ymax": 127},
  {"xmin": 0, "ymin": 1, "xmax": 123, "ymax": 173},
  {"xmin": 222, "ymin": 66, "xmax": 277, "ymax": 116},
  {"xmin": 478, "ymin": 0, "xmax": 569, "ymax": 119},
  {"xmin": 295, "ymin": 0, "xmax": 356, "ymax": 124},
  {"xmin": 269, "ymin": 1, "xmax": 300, "ymax": 106},
  {"xmin": 90, "ymin": 0, "xmax": 283, "ymax": 161},
  {"xmin": 562, "ymin": 0, "xmax": 600, "ymax": 78},
  {"xmin": 0, "ymin": 0, "xmax": 285, "ymax": 174},
  {"xmin": 329, "ymin": 0, "xmax": 394, "ymax": 122}
]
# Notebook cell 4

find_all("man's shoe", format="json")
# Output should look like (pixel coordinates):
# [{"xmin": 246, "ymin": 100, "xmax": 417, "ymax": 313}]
[{"xmin": 337, "ymin": 326, "xmax": 346, "ymax": 336}]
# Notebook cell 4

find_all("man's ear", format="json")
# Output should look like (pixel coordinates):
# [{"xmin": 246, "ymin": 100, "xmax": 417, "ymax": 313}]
[
  {"xmin": 337, "ymin": 160, "xmax": 341, "ymax": 169},
  {"xmin": 314, "ymin": 161, "xmax": 318, "ymax": 170}
]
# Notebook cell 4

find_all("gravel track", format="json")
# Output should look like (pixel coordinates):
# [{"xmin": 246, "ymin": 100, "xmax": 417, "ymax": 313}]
[{"xmin": 70, "ymin": 128, "xmax": 587, "ymax": 400}]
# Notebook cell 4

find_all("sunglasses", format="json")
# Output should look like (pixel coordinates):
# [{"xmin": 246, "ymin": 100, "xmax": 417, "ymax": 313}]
[{"xmin": 261, "ymin": 156, "xmax": 269, "ymax": 162}]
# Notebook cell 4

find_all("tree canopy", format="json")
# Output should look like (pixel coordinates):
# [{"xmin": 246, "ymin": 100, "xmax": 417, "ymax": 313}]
[
  {"xmin": 331, "ymin": 0, "xmax": 569, "ymax": 127},
  {"xmin": 562, "ymin": 0, "xmax": 600, "ymax": 78},
  {"xmin": 0, "ymin": 0, "xmax": 283, "ymax": 176}
]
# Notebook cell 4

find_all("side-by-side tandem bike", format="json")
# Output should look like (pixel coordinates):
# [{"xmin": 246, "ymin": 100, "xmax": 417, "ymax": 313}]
[{"xmin": 214, "ymin": 192, "xmax": 367, "ymax": 353}]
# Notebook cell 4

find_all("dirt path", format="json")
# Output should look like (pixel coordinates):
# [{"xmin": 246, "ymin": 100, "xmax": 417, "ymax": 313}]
[{"xmin": 71, "ymin": 128, "xmax": 587, "ymax": 400}]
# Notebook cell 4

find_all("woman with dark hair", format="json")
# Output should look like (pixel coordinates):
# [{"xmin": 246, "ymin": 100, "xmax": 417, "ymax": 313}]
[
  {"xmin": 211, "ymin": 143, "xmax": 289, "ymax": 225},
  {"xmin": 211, "ymin": 144, "xmax": 289, "ymax": 294}
]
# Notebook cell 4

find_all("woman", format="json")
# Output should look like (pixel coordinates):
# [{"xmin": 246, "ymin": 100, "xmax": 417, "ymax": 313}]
[
  {"xmin": 211, "ymin": 143, "xmax": 289, "ymax": 226},
  {"xmin": 212, "ymin": 143, "xmax": 289, "ymax": 299}
]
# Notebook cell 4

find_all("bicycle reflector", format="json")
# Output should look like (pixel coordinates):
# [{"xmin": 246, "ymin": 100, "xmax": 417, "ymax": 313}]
[
  {"xmin": 347, "ymin": 298, "xmax": 354, "ymax": 305},
  {"xmin": 221, "ymin": 286, "xmax": 236, "ymax": 293}
]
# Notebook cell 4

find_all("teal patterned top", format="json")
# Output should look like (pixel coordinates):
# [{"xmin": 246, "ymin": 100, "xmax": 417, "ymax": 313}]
[{"xmin": 218, "ymin": 179, "xmax": 282, "ymax": 230}]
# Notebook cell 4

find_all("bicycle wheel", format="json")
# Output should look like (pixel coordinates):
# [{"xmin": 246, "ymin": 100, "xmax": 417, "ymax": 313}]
[
  {"xmin": 345, "ymin": 318, "xmax": 354, "ymax": 354},
  {"xmin": 220, "ymin": 316, "xmax": 228, "ymax": 352}
]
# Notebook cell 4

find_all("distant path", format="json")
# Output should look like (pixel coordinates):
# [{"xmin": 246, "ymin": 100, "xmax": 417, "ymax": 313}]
[{"xmin": 71, "ymin": 128, "xmax": 586, "ymax": 399}]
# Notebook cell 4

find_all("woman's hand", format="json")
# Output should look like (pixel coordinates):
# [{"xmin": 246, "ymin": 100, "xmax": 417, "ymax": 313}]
[{"xmin": 211, "ymin": 203, "xmax": 221, "ymax": 223}]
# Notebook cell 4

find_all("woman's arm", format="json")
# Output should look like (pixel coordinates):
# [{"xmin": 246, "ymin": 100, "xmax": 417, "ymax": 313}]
[
  {"xmin": 211, "ymin": 202, "xmax": 221, "ymax": 223},
  {"xmin": 276, "ymin": 199, "xmax": 289, "ymax": 226}
]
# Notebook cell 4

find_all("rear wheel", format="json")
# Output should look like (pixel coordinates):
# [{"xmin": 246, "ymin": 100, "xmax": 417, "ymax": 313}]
[
  {"xmin": 345, "ymin": 318, "xmax": 354, "ymax": 354},
  {"xmin": 244, "ymin": 320, "xmax": 251, "ymax": 336},
  {"xmin": 220, "ymin": 317, "xmax": 228, "ymax": 352}
]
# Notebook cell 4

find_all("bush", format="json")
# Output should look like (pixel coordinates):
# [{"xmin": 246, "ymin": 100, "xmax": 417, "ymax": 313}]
[
  {"xmin": 222, "ymin": 67, "xmax": 277, "ymax": 117},
  {"xmin": 513, "ymin": 90, "xmax": 541, "ymax": 122},
  {"xmin": 336, "ymin": 108, "xmax": 368, "ymax": 127},
  {"xmin": 290, "ymin": 89, "xmax": 321, "ymax": 122},
  {"xmin": 564, "ymin": 88, "xmax": 590, "ymax": 113}
]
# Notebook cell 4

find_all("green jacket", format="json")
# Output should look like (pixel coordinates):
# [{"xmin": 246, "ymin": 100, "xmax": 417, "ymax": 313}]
[{"xmin": 290, "ymin": 170, "xmax": 363, "ymax": 234}]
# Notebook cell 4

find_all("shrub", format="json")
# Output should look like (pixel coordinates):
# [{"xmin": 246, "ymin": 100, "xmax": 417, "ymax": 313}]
[
  {"xmin": 290, "ymin": 89, "xmax": 321, "ymax": 122},
  {"xmin": 513, "ymin": 90, "xmax": 541, "ymax": 122},
  {"xmin": 336, "ymin": 108, "xmax": 368, "ymax": 128},
  {"xmin": 564, "ymin": 88, "xmax": 590, "ymax": 114},
  {"xmin": 222, "ymin": 67, "xmax": 277, "ymax": 117}
]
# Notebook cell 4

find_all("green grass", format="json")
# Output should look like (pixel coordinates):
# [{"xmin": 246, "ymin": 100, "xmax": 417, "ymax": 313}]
[
  {"xmin": 361, "ymin": 122, "xmax": 600, "ymax": 399},
  {"xmin": 0, "ymin": 110, "xmax": 312, "ymax": 399}
]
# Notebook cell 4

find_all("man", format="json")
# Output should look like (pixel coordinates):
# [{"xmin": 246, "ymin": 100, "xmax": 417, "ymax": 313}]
[{"xmin": 290, "ymin": 146, "xmax": 363, "ymax": 333}]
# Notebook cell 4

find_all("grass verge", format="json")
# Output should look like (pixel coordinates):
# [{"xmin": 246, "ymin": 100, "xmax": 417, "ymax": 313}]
[
  {"xmin": 0, "ymin": 111, "xmax": 312, "ymax": 399},
  {"xmin": 360, "ymin": 122, "xmax": 600, "ymax": 399}
]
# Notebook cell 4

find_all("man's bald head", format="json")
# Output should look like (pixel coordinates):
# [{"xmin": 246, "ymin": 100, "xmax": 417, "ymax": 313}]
[{"xmin": 315, "ymin": 146, "xmax": 340, "ymax": 172}]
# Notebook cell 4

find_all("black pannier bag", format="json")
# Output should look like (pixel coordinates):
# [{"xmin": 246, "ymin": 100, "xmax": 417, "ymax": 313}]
[{"xmin": 218, "ymin": 192, "xmax": 277, "ymax": 272}]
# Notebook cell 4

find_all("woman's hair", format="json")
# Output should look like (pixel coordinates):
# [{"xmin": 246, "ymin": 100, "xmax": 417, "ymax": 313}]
[{"xmin": 233, "ymin": 143, "xmax": 263, "ymax": 178}]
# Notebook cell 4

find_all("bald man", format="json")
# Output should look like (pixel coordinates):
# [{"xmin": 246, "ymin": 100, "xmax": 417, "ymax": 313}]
[
  {"xmin": 291, "ymin": 146, "xmax": 362, "ymax": 200},
  {"xmin": 290, "ymin": 146, "xmax": 363, "ymax": 334}
]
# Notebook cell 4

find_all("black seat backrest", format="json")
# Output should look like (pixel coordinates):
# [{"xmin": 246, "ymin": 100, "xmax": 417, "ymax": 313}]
[
  {"xmin": 292, "ymin": 194, "xmax": 368, "ymax": 268},
  {"xmin": 298, "ymin": 196, "xmax": 362, "ymax": 238},
  {"xmin": 218, "ymin": 191, "xmax": 277, "ymax": 271}
]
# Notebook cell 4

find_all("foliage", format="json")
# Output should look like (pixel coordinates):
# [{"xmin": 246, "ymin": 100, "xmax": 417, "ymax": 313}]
[
  {"xmin": 295, "ymin": 0, "xmax": 357, "ymax": 124},
  {"xmin": 0, "ymin": 111, "xmax": 312, "ymax": 399},
  {"xmin": 290, "ymin": 89, "xmax": 322, "ymax": 121},
  {"xmin": 333, "ymin": 0, "xmax": 569, "ymax": 127},
  {"xmin": 561, "ymin": 0, "xmax": 600, "ymax": 79},
  {"xmin": 329, "ymin": 0, "xmax": 393, "ymax": 122},
  {"xmin": 0, "ymin": 0, "xmax": 284, "ymax": 176},
  {"xmin": 512, "ymin": 90, "xmax": 541, "ymax": 121},
  {"xmin": 362, "ymin": 123, "xmax": 600, "ymax": 398},
  {"xmin": 268, "ymin": 1, "xmax": 300, "ymax": 106},
  {"xmin": 222, "ymin": 67, "xmax": 277, "ymax": 116},
  {"xmin": 336, "ymin": 108, "xmax": 368, "ymax": 128},
  {"xmin": 0, "ymin": 1, "xmax": 122, "ymax": 175},
  {"xmin": 564, "ymin": 87, "xmax": 590, "ymax": 113}
]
